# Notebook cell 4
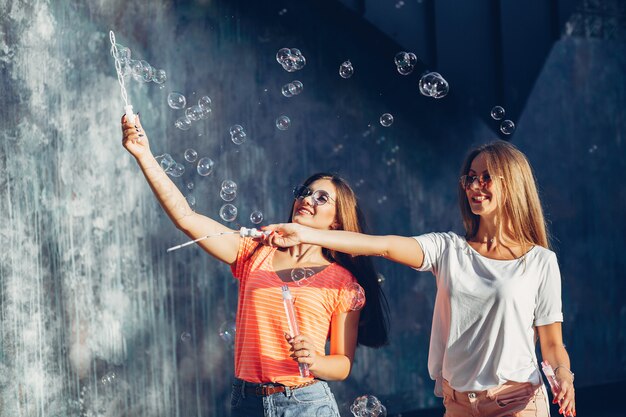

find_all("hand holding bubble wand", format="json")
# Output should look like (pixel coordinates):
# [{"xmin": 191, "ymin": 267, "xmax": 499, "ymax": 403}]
[
  {"xmin": 109, "ymin": 30, "xmax": 135, "ymax": 124},
  {"xmin": 281, "ymin": 285, "xmax": 310, "ymax": 378},
  {"xmin": 166, "ymin": 227, "xmax": 270, "ymax": 252}
]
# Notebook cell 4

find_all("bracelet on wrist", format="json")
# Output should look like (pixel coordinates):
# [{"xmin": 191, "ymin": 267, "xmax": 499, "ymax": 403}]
[{"xmin": 554, "ymin": 365, "xmax": 575, "ymax": 382}]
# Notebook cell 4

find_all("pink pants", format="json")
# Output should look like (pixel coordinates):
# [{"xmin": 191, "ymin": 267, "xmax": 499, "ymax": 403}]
[{"xmin": 442, "ymin": 379, "xmax": 551, "ymax": 417}]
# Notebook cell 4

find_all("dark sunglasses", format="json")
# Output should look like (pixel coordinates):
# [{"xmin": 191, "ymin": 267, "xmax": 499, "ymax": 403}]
[
  {"xmin": 459, "ymin": 174, "xmax": 502, "ymax": 189},
  {"xmin": 292, "ymin": 185, "xmax": 336, "ymax": 206}
]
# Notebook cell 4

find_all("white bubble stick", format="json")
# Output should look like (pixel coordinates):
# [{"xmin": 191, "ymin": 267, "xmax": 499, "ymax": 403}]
[
  {"xmin": 281, "ymin": 285, "xmax": 310, "ymax": 378},
  {"xmin": 166, "ymin": 227, "xmax": 269, "ymax": 252},
  {"xmin": 109, "ymin": 30, "xmax": 135, "ymax": 124}
]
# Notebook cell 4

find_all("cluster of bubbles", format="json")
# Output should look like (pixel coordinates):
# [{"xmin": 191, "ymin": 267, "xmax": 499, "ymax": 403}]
[
  {"xmin": 221, "ymin": 180, "xmax": 237, "ymax": 201},
  {"xmin": 291, "ymin": 267, "xmax": 315, "ymax": 286},
  {"xmin": 276, "ymin": 48, "xmax": 306, "ymax": 72},
  {"xmin": 350, "ymin": 395, "xmax": 387, "ymax": 417},
  {"xmin": 111, "ymin": 43, "xmax": 167, "ymax": 84},
  {"xmin": 276, "ymin": 115, "xmax": 291, "ymax": 130},
  {"xmin": 339, "ymin": 60, "xmax": 354, "ymax": 79},
  {"xmin": 394, "ymin": 51, "xmax": 418, "ymax": 75},
  {"xmin": 157, "ymin": 153, "xmax": 185, "ymax": 177},
  {"xmin": 168, "ymin": 93, "xmax": 213, "ymax": 130},
  {"xmin": 379, "ymin": 113, "xmax": 394, "ymax": 127},
  {"xmin": 281, "ymin": 80, "xmax": 304, "ymax": 97},
  {"xmin": 100, "ymin": 372, "xmax": 117, "ymax": 386},
  {"xmin": 418, "ymin": 72, "xmax": 449, "ymax": 98},
  {"xmin": 180, "ymin": 332, "xmax": 192, "ymax": 342},
  {"xmin": 229, "ymin": 124, "xmax": 247, "ymax": 145},
  {"xmin": 219, "ymin": 320, "xmax": 236, "ymax": 349},
  {"xmin": 490, "ymin": 106, "xmax": 516, "ymax": 135}
]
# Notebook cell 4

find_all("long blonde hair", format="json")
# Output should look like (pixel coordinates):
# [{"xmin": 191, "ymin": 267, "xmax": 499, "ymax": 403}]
[{"xmin": 458, "ymin": 141, "xmax": 550, "ymax": 249}]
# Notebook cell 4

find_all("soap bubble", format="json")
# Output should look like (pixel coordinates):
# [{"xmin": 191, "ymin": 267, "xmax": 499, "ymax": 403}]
[
  {"xmin": 168, "ymin": 92, "xmax": 187, "ymax": 109},
  {"xmin": 500, "ymin": 120, "xmax": 515, "ymax": 135},
  {"xmin": 157, "ymin": 153, "xmax": 175, "ymax": 172},
  {"xmin": 199, "ymin": 106, "xmax": 212, "ymax": 119},
  {"xmin": 491, "ymin": 105, "xmax": 505, "ymax": 120},
  {"xmin": 281, "ymin": 84, "xmax": 294, "ymax": 97},
  {"xmin": 229, "ymin": 125, "xmax": 244, "ymax": 135},
  {"xmin": 231, "ymin": 130, "xmax": 247, "ymax": 145},
  {"xmin": 180, "ymin": 332, "xmax": 191, "ymax": 342},
  {"xmin": 186, "ymin": 182, "xmax": 194, "ymax": 190},
  {"xmin": 184, "ymin": 148, "xmax": 198, "ymax": 163},
  {"xmin": 291, "ymin": 267, "xmax": 315, "ymax": 285},
  {"xmin": 198, "ymin": 95, "xmax": 212, "ymax": 110},
  {"xmin": 220, "ymin": 189, "xmax": 237, "ymax": 202},
  {"xmin": 219, "ymin": 321, "xmax": 236, "ymax": 348},
  {"xmin": 339, "ymin": 60, "xmax": 354, "ymax": 78},
  {"xmin": 100, "ymin": 372, "xmax": 117, "ymax": 386},
  {"xmin": 140, "ymin": 60, "xmax": 153, "ymax": 82},
  {"xmin": 197, "ymin": 157, "xmax": 214, "ymax": 176},
  {"xmin": 418, "ymin": 72, "xmax": 449, "ymax": 99},
  {"xmin": 174, "ymin": 116, "xmax": 192, "ymax": 130},
  {"xmin": 185, "ymin": 105, "xmax": 203, "ymax": 121},
  {"xmin": 289, "ymin": 80, "xmax": 303, "ymax": 95},
  {"xmin": 276, "ymin": 115, "xmax": 291, "ymax": 130},
  {"xmin": 276, "ymin": 48, "xmax": 291, "ymax": 64},
  {"xmin": 343, "ymin": 282, "xmax": 366, "ymax": 311},
  {"xmin": 377, "ymin": 273, "xmax": 386, "ymax": 285},
  {"xmin": 350, "ymin": 394, "xmax": 386, "ymax": 417},
  {"xmin": 250, "ymin": 210, "xmax": 263, "ymax": 224},
  {"xmin": 394, "ymin": 51, "xmax": 417, "ymax": 75},
  {"xmin": 221, "ymin": 180, "xmax": 237, "ymax": 194},
  {"xmin": 168, "ymin": 163, "xmax": 185, "ymax": 178},
  {"xmin": 219, "ymin": 204, "xmax": 238, "ymax": 222},
  {"xmin": 276, "ymin": 47, "xmax": 306, "ymax": 72},
  {"xmin": 152, "ymin": 69, "xmax": 167, "ymax": 84},
  {"xmin": 111, "ymin": 44, "xmax": 131, "ymax": 63},
  {"xmin": 379, "ymin": 113, "xmax": 394, "ymax": 127}
]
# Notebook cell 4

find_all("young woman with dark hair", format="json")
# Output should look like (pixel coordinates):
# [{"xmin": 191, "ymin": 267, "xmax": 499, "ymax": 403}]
[{"xmin": 121, "ymin": 116, "xmax": 389, "ymax": 417}]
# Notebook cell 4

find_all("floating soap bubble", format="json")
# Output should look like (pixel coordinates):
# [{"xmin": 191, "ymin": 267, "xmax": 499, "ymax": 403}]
[
  {"xmin": 180, "ymin": 332, "xmax": 191, "ymax": 342},
  {"xmin": 379, "ymin": 113, "xmax": 394, "ymax": 127},
  {"xmin": 500, "ymin": 120, "xmax": 515, "ymax": 135},
  {"xmin": 229, "ymin": 125, "xmax": 244, "ymax": 135},
  {"xmin": 219, "ymin": 320, "xmax": 236, "ymax": 348},
  {"xmin": 343, "ymin": 282, "xmax": 366, "ymax": 311},
  {"xmin": 220, "ymin": 189, "xmax": 237, "ymax": 202},
  {"xmin": 186, "ymin": 194, "xmax": 196, "ymax": 207},
  {"xmin": 281, "ymin": 84, "xmax": 294, "ymax": 97},
  {"xmin": 168, "ymin": 163, "xmax": 185, "ymax": 178},
  {"xmin": 491, "ymin": 105, "xmax": 505, "ymax": 120},
  {"xmin": 276, "ymin": 48, "xmax": 291, "ymax": 64},
  {"xmin": 276, "ymin": 47, "xmax": 306, "ymax": 72},
  {"xmin": 111, "ymin": 44, "xmax": 131, "ymax": 63},
  {"xmin": 197, "ymin": 157, "xmax": 214, "ymax": 176},
  {"xmin": 184, "ymin": 148, "xmax": 198, "ymax": 163},
  {"xmin": 350, "ymin": 394, "xmax": 386, "ymax": 417},
  {"xmin": 339, "ymin": 60, "xmax": 354, "ymax": 78},
  {"xmin": 276, "ymin": 115, "xmax": 291, "ymax": 130},
  {"xmin": 231, "ymin": 130, "xmax": 247, "ymax": 145},
  {"xmin": 291, "ymin": 267, "xmax": 315, "ymax": 285},
  {"xmin": 418, "ymin": 72, "xmax": 449, "ymax": 98},
  {"xmin": 140, "ymin": 60, "xmax": 153, "ymax": 82},
  {"xmin": 152, "ymin": 69, "xmax": 167, "ymax": 84},
  {"xmin": 199, "ymin": 106, "xmax": 212, "ymax": 119},
  {"xmin": 250, "ymin": 210, "xmax": 263, "ymax": 224},
  {"xmin": 168, "ymin": 92, "xmax": 187, "ymax": 109},
  {"xmin": 157, "ymin": 153, "xmax": 175, "ymax": 171},
  {"xmin": 198, "ymin": 95, "xmax": 212, "ymax": 110},
  {"xmin": 219, "ymin": 204, "xmax": 238, "ymax": 222},
  {"xmin": 186, "ymin": 181, "xmax": 194, "ymax": 190},
  {"xmin": 221, "ymin": 180, "xmax": 237, "ymax": 194},
  {"xmin": 377, "ymin": 273, "xmax": 386, "ymax": 285},
  {"xmin": 174, "ymin": 116, "xmax": 192, "ymax": 130},
  {"xmin": 394, "ymin": 51, "xmax": 417, "ymax": 75},
  {"xmin": 101, "ymin": 372, "xmax": 117, "ymax": 386},
  {"xmin": 289, "ymin": 80, "xmax": 303, "ymax": 95},
  {"xmin": 185, "ymin": 105, "xmax": 203, "ymax": 121},
  {"xmin": 395, "ymin": 0, "xmax": 405, "ymax": 8}
]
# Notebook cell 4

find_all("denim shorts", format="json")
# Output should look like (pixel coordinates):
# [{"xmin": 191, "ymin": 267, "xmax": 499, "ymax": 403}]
[{"xmin": 230, "ymin": 378, "xmax": 341, "ymax": 417}]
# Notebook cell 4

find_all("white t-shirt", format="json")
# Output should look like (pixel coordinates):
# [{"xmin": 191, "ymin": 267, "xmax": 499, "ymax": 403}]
[{"xmin": 413, "ymin": 232, "xmax": 563, "ymax": 395}]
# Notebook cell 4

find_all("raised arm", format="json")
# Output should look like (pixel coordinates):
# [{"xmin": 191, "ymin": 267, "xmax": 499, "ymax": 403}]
[
  {"xmin": 264, "ymin": 223, "xmax": 425, "ymax": 269},
  {"xmin": 121, "ymin": 115, "xmax": 239, "ymax": 264}
]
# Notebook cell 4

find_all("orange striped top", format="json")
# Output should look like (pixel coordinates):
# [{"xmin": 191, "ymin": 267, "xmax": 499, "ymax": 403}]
[{"xmin": 230, "ymin": 237, "xmax": 361, "ymax": 386}]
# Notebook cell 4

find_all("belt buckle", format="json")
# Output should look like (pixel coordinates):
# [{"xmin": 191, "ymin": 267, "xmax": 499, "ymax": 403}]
[{"xmin": 255, "ymin": 386, "xmax": 266, "ymax": 396}]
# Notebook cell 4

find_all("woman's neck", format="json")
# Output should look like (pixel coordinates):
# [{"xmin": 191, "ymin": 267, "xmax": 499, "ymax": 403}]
[{"xmin": 285, "ymin": 244, "xmax": 327, "ymax": 264}]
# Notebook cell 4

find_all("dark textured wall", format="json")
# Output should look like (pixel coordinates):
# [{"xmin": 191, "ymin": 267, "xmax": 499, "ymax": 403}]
[{"xmin": 0, "ymin": 0, "xmax": 624, "ymax": 416}]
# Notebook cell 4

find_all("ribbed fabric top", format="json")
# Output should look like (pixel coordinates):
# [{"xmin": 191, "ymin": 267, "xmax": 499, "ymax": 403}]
[{"xmin": 230, "ymin": 238, "xmax": 359, "ymax": 386}]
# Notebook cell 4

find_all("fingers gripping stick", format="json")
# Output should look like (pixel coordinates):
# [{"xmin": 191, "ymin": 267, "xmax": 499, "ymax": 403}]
[{"xmin": 541, "ymin": 360, "xmax": 561, "ymax": 396}]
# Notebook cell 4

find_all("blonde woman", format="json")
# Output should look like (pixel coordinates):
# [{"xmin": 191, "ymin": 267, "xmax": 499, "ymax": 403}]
[{"xmin": 263, "ymin": 140, "xmax": 576, "ymax": 417}]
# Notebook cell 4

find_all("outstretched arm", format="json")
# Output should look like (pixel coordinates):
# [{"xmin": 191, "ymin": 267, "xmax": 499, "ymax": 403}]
[
  {"xmin": 121, "ymin": 115, "xmax": 239, "ymax": 264},
  {"xmin": 538, "ymin": 323, "xmax": 575, "ymax": 417},
  {"xmin": 264, "ymin": 223, "xmax": 425, "ymax": 269}
]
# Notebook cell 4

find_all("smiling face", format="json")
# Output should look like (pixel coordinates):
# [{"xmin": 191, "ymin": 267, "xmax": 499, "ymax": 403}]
[
  {"xmin": 291, "ymin": 179, "xmax": 339, "ymax": 230},
  {"xmin": 464, "ymin": 152, "xmax": 501, "ymax": 219}
]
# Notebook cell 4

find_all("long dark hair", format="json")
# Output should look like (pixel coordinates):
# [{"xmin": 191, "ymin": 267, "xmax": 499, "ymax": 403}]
[{"xmin": 288, "ymin": 173, "xmax": 390, "ymax": 348}]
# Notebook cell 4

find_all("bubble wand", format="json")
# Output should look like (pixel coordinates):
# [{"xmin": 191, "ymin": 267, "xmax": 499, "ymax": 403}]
[
  {"xmin": 281, "ymin": 285, "xmax": 310, "ymax": 378},
  {"xmin": 109, "ymin": 30, "xmax": 135, "ymax": 124},
  {"xmin": 541, "ymin": 360, "xmax": 561, "ymax": 400},
  {"xmin": 166, "ymin": 227, "xmax": 270, "ymax": 252}
]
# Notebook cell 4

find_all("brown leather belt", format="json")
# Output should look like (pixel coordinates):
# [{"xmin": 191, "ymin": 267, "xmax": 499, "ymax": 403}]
[{"xmin": 243, "ymin": 380, "xmax": 318, "ymax": 397}]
